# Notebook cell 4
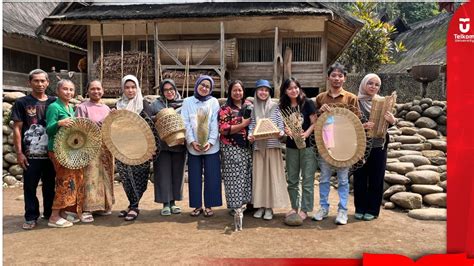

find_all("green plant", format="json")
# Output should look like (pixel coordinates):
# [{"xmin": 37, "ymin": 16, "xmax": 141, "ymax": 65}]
[{"xmin": 339, "ymin": 2, "xmax": 406, "ymax": 73}]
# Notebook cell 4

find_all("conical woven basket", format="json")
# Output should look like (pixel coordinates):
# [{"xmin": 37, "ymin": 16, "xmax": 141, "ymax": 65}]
[
  {"xmin": 102, "ymin": 110, "xmax": 156, "ymax": 165},
  {"xmin": 253, "ymin": 118, "xmax": 280, "ymax": 140},
  {"xmin": 53, "ymin": 118, "xmax": 102, "ymax": 169},
  {"xmin": 155, "ymin": 108, "xmax": 186, "ymax": 147}
]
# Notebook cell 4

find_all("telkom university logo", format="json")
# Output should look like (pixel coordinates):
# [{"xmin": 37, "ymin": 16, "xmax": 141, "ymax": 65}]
[{"xmin": 459, "ymin": 18, "xmax": 470, "ymax": 33}]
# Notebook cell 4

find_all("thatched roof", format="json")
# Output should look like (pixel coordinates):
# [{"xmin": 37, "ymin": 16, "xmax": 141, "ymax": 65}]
[
  {"xmin": 2, "ymin": 1, "xmax": 85, "ymax": 51},
  {"xmin": 378, "ymin": 13, "xmax": 451, "ymax": 73},
  {"xmin": 37, "ymin": 2, "xmax": 363, "ymax": 65},
  {"xmin": 3, "ymin": 2, "xmax": 58, "ymax": 38}
]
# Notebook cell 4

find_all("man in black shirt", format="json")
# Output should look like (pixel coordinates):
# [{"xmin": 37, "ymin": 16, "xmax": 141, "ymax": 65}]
[{"xmin": 11, "ymin": 69, "xmax": 56, "ymax": 230}]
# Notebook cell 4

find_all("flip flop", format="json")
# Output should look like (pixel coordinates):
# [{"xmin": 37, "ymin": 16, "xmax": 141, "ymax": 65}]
[
  {"xmin": 190, "ymin": 208, "xmax": 203, "ymax": 217},
  {"xmin": 22, "ymin": 220, "xmax": 37, "ymax": 230},
  {"xmin": 48, "ymin": 218, "xmax": 73, "ymax": 228}
]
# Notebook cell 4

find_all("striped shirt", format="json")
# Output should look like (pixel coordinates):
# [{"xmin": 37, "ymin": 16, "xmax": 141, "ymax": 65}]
[{"xmin": 248, "ymin": 105, "xmax": 284, "ymax": 150}]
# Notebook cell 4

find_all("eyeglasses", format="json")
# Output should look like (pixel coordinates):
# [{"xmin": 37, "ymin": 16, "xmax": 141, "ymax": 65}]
[
  {"xmin": 163, "ymin": 88, "xmax": 174, "ymax": 93},
  {"xmin": 199, "ymin": 83, "xmax": 211, "ymax": 90}
]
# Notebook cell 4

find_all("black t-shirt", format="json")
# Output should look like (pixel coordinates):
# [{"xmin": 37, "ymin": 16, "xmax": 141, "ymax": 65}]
[
  {"xmin": 283, "ymin": 98, "xmax": 317, "ymax": 149},
  {"xmin": 10, "ymin": 94, "xmax": 56, "ymax": 159}
]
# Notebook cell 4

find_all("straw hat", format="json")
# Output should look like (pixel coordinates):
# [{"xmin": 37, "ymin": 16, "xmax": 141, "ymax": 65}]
[
  {"xmin": 102, "ymin": 110, "xmax": 156, "ymax": 165},
  {"xmin": 53, "ymin": 118, "xmax": 102, "ymax": 169}
]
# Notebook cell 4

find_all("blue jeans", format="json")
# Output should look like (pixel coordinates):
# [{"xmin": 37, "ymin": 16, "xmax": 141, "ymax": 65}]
[{"xmin": 318, "ymin": 156, "xmax": 350, "ymax": 211}]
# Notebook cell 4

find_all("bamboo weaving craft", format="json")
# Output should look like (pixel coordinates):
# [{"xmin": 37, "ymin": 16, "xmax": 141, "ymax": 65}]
[
  {"xmin": 196, "ymin": 107, "xmax": 210, "ymax": 147},
  {"xmin": 281, "ymin": 107, "xmax": 306, "ymax": 149},
  {"xmin": 253, "ymin": 118, "xmax": 280, "ymax": 140},
  {"xmin": 368, "ymin": 91, "xmax": 397, "ymax": 138},
  {"xmin": 155, "ymin": 108, "xmax": 185, "ymax": 147}
]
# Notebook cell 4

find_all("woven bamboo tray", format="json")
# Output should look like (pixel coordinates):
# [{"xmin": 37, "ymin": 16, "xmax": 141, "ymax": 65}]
[{"xmin": 102, "ymin": 110, "xmax": 156, "ymax": 165}]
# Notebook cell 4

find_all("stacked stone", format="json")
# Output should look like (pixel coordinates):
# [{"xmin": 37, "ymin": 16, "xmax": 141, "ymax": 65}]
[
  {"xmin": 383, "ymin": 111, "xmax": 447, "ymax": 221},
  {"xmin": 3, "ymin": 92, "xmax": 27, "ymax": 187},
  {"xmin": 395, "ymin": 97, "xmax": 446, "ymax": 136}
]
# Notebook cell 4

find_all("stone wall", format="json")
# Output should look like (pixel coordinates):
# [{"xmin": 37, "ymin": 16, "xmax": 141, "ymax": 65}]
[{"xmin": 344, "ymin": 73, "xmax": 447, "ymax": 102}]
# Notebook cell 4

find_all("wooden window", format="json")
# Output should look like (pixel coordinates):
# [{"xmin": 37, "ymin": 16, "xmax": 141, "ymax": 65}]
[
  {"xmin": 3, "ymin": 48, "xmax": 38, "ymax": 73},
  {"xmin": 282, "ymin": 37, "xmax": 322, "ymax": 62},
  {"xmin": 92, "ymin": 41, "xmax": 131, "ymax": 62},
  {"xmin": 238, "ymin": 38, "xmax": 274, "ymax": 63}
]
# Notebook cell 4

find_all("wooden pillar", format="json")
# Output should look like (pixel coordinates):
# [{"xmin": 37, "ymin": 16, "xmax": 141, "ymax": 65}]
[
  {"xmin": 273, "ymin": 26, "xmax": 282, "ymax": 98},
  {"xmin": 220, "ymin": 21, "xmax": 226, "ymax": 98},
  {"xmin": 121, "ymin": 24, "xmax": 124, "ymax": 79},
  {"xmin": 87, "ymin": 25, "xmax": 93, "ymax": 81},
  {"xmin": 100, "ymin": 23, "xmax": 104, "ymax": 82},
  {"xmin": 321, "ymin": 19, "xmax": 328, "ymax": 92},
  {"xmin": 154, "ymin": 22, "xmax": 160, "ymax": 95}
]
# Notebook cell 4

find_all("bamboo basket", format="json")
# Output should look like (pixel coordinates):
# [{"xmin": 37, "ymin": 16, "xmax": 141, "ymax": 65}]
[{"xmin": 155, "ymin": 108, "xmax": 185, "ymax": 147}]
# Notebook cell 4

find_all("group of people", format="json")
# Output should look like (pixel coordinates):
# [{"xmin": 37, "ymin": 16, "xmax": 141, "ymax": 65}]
[{"xmin": 12, "ymin": 62, "xmax": 396, "ymax": 230}]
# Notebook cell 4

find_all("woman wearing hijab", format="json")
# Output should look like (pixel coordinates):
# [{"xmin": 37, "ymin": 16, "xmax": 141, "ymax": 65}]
[
  {"xmin": 181, "ymin": 75, "xmax": 222, "ymax": 217},
  {"xmin": 150, "ymin": 79, "xmax": 186, "ymax": 216},
  {"xmin": 75, "ymin": 80, "xmax": 114, "ymax": 222},
  {"xmin": 248, "ymin": 79, "xmax": 289, "ymax": 221},
  {"xmin": 218, "ymin": 80, "xmax": 253, "ymax": 216},
  {"xmin": 116, "ymin": 74, "xmax": 159, "ymax": 221},
  {"xmin": 353, "ymin": 73, "xmax": 396, "ymax": 221}
]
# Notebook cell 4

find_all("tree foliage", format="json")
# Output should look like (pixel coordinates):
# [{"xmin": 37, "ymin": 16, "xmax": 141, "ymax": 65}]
[
  {"xmin": 396, "ymin": 2, "xmax": 440, "ymax": 24},
  {"xmin": 339, "ymin": 2, "xmax": 406, "ymax": 73}
]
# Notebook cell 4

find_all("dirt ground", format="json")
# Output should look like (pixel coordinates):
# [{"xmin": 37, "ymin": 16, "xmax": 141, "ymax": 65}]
[{"xmin": 3, "ymin": 183, "xmax": 445, "ymax": 264}]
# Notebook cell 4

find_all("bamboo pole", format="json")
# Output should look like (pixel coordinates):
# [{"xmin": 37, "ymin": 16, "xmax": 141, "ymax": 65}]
[
  {"xmin": 100, "ymin": 23, "xmax": 104, "ymax": 82},
  {"xmin": 121, "ymin": 24, "xmax": 124, "ymax": 79},
  {"xmin": 154, "ymin": 22, "xmax": 160, "ymax": 95},
  {"xmin": 220, "ymin": 21, "xmax": 225, "ymax": 98}
]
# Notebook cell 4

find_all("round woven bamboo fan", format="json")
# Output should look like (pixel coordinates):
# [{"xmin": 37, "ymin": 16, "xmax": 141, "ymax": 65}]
[
  {"xmin": 102, "ymin": 110, "xmax": 156, "ymax": 165},
  {"xmin": 314, "ymin": 107, "xmax": 366, "ymax": 168},
  {"xmin": 53, "ymin": 118, "xmax": 102, "ymax": 169},
  {"xmin": 155, "ymin": 108, "xmax": 185, "ymax": 147}
]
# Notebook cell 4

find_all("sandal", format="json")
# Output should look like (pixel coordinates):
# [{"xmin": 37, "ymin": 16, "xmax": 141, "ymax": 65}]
[
  {"xmin": 48, "ymin": 218, "xmax": 73, "ymax": 228},
  {"xmin": 22, "ymin": 220, "xmax": 37, "ymax": 230},
  {"xmin": 203, "ymin": 208, "xmax": 214, "ymax": 217},
  {"xmin": 190, "ymin": 208, "xmax": 203, "ymax": 217},
  {"xmin": 124, "ymin": 209, "xmax": 139, "ymax": 221},
  {"xmin": 80, "ymin": 212, "xmax": 94, "ymax": 223},
  {"xmin": 118, "ymin": 210, "xmax": 129, "ymax": 218},
  {"xmin": 285, "ymin": 209, "xmax": 297, "ymax": 218},
  {"xmin": 62, "ymin": 213, "xmax": 80, "ymax": 223},
  {"xmin": 161, "ymin": 206, "xmax": 171, "ymax": 216},
  {"xmin": 171, "ymin": 205, "xmax": 181, "ymax": 214}
]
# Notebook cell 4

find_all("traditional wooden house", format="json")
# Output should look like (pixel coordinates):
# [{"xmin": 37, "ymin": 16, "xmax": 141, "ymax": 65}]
[
  {"xmin": 3, "ymin": 2, "xmax": 86, "ymax": 92},
  {"xmin": 37, "ymin": 2, "xmax": 363, "ymax": 97}
]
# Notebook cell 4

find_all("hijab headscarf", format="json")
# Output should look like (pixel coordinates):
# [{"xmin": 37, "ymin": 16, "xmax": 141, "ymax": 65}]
[
  {"xmin": 116, "ymin": 75, "xmax": 144, "ymax": 114},
  {"xmin": 159, "ymin": 79, "xmax": 183, "ymax": 109},
  {"xmin": 193, "ymin": 75, "xmax": 214, "ymax": 102},
  {"xmin": 358, "ymin": 73, "xmax": 382, "ymax": 114},
  {"xmin": 253, "ymin": 85, "xmax": 276, "ymax": 120}
]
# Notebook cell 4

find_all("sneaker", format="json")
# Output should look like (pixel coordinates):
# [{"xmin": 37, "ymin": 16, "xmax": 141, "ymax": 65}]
[
  {"xmin": 263, "ymin": 208, "xmax": 273, "ymax": 220},
  {"xmin": 312, "ymin": 207, "xmax": 329, "ymax": 221},
  {"xmin": 335, "ymin": 210, "xmax": 348, "ymax": 225},
  {"xmin": 354, "ymin": 212, "xmax": 364, "ymax": 220},
  {"xmin": 253, "ymin": 207, "xmax": 265, "ymax": 219}
]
